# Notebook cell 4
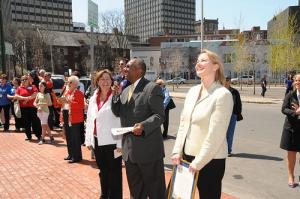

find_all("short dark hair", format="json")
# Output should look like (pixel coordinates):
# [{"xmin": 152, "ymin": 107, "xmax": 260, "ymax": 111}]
[
  {"xmin": 133, "ymin": 58, "xmax": 146, "ymax": 75},
  {"xmin": 1, "ymin": 74, "xmax": 8, "ymax": 80},
  {"xmin": 72, "ymin": 71, "xmax": 81, "ymax": 78}
]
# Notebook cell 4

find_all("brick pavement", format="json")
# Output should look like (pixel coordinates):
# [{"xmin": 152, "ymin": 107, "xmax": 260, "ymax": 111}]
[{"xmin": 0, "ymin": 129, "xmax": 236, "ymax": 199}]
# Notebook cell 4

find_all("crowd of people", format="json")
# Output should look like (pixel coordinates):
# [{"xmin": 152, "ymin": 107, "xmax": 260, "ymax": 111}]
[{"xmin": 1, "ymin": 50, "xmax": 300, "ymax": 198}]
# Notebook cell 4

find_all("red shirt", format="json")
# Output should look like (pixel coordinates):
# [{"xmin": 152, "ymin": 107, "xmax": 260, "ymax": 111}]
[
  {"xmin": 16, "ymin": 85, "xmax": 38, "ymax": 108},
  {"xmin": 67, "ymin": 89, "xmax": 84, "ymax": 124}
]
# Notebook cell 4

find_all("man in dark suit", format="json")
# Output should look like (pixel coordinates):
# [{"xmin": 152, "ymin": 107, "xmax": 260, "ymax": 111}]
[{"xmin": 112, "ymin": 58, "xmax": 166, "ymax": 199}]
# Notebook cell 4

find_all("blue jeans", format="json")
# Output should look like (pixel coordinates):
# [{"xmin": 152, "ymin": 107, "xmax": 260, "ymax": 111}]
[{"xmin": 226, "ymin": 114, "xmax": 237, "ymax": 154}]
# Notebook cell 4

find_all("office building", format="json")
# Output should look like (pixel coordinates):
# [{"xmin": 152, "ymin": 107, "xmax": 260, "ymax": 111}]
[
  {"xmin": 125, "ymin": 0, "xmax": 195, "ymax": 42},
  {"xmin": 9, "ymin": 0, "xmax": 73, "ymax": 31},
  {"xmin": 195, "ymin": 18, "xmax": 218, "ymax": 35}
]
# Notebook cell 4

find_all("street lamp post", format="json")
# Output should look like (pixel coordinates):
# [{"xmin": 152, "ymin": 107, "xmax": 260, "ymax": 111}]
[{"xmin": 201, "ymin": 0, "xmax": 204, "ymax": 51}]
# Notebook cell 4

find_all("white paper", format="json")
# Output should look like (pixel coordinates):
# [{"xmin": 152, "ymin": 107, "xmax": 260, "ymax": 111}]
[
  {"xmin": 111, "ymin": 127, "xmax": 134, "ymax": 136},
  {"xmin": 114, "ymin": 149, "xmax": 122, "ymax": 159},
  {"xmin": 172, "ymin": 164, "xmax": 195, "ymax": 199}
]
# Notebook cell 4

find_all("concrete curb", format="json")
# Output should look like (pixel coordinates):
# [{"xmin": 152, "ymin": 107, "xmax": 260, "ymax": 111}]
[{"xmin": 170, "ymin": 92, "xmax": 283, "ymax": 105}]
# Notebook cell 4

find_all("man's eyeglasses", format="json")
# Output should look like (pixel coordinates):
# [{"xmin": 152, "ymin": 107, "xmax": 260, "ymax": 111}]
[
  {"xmin": 21, "ymin": 79, "xmax": 28, "ymax": 81},
  {"xmin": 119, "ymin": 63, "xmax": 124, "ymax": 66}
]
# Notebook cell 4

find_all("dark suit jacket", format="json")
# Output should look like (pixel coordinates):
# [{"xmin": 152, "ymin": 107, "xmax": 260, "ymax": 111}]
[
  {"xmin": 282, "ymin": 90, "xmax": 300, "ymax": 133},
  {"xmin": 112, "ymin": 77, "xmax": 165, "ymax": 163}
]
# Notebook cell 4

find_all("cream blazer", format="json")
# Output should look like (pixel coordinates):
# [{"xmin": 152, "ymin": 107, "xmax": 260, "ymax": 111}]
[
  {"xmin": 172, "ymin": 82, "xmax": 233, "ymax": 170},
  {"xmin": 85, "ymin": 89, "xmax": 122, "ymax": 149}
]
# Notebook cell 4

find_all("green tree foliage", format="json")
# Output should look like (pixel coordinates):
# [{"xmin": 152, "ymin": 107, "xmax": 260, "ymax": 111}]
[{"xmin": 268, "ymin": 12, "xmax": 300, "ymax": 76}]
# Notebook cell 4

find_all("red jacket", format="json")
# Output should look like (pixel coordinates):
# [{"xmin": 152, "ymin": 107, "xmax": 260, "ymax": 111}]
[
  {"xmin": 16, "ymin": 85, "xmax": 38, "ymax": 108},
  {"xmin": 68, "ymin": 89, "xmax": 84, "ymax": 124}
]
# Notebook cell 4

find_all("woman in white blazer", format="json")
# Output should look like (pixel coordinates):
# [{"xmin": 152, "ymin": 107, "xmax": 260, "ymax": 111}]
[
  {"xmin": 171, "ymin": 49, "xmax": 233, "ymax": 199},
  {"xmin": 85, "ymin": 69, "xmax": 122, "ymax": 199}
]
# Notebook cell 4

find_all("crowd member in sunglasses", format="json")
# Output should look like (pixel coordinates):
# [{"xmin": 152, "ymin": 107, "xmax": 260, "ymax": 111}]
[
  {"xmin": 113, "ymin": 58, "xmax": 131, "ymax": 92},
  {"xmin": 14, "ymin": 75, "xmax": 42, "ymax": 141},
  {"xmin": 60, "ymin": 76, "xmax": 85, "ymax": 163}
]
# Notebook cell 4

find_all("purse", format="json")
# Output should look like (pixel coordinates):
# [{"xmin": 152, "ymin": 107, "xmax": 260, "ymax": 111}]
[
  {"xmin": 14, "ymin": 101, "xmax": 21, "ymax": 118},
  {"xmin": 166, "ymin": 98, "xmax": 176, "ymax": 110},
  {"xmin": 237, "ymin": 113, "xmax": 243, "ymax": 121}
]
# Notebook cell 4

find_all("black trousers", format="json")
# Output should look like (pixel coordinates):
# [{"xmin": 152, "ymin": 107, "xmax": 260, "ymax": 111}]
[
  {"xmin": 163, "ymin": 108, "xmax": 169, "ymax": 137},
  {"xmin": 125, "ymin": 158, "xmax": 166, "ymax": 199},
  {"xmin": 11, "ymin": 104, "xmax": 22, "ymax": 130},
  {"xmin": 183, "ymin": 153, "xmax": 225, "ymax": 199},
  {"xmin": 54, "ymin": 108, "xmax": 61, "ymax": 127},
  {"xmin": 94, "ymin": 138, "xmax": 122, "ymax": 199},
  {"xmin": 48, "ymin": 106, "xmax": 54, "ymax": 130},
  {"xmin": 63, "ymin": 110, "xmax": 82, "ymax": 161},
  {"xmin": 21, "ymin": 107, "xmax": 42, "ymax": 140},
  {"xmin": 0, "ymin": 104, "xmax": 11, "ymax": 130},
  {"xmin": 261, "ymin": 86, "xmax": 267, "ymax": 97}
]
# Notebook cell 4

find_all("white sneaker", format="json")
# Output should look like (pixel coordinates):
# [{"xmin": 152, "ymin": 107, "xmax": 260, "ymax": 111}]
[{"xmin": 38, "ymin": 140, "xmax": 44, "ymax": 145}]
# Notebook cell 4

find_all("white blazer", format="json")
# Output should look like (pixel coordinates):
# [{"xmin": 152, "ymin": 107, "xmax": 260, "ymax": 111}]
[
  {"xmin": 172, "ymin": 82, "xmax": 233, "ymax": 170},
  {"xmin": 85, "ymin": 89, "xmax": 122, "ymax": 148}
]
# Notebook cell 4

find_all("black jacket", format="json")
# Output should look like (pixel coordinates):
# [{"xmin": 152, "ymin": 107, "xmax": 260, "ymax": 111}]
[
  {"xmin": 282, "ymin": 90, "xmax": 300, "ymax": 133},
  {"xmin": 228, "ymin": 86, "xmax": 242, "ymax": 116}
]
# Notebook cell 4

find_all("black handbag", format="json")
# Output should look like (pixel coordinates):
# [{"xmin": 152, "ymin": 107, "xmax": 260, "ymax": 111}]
[
  {"xmin": 166, "ymin": 98, "xmax": 176, "ymax": 110},
  {"xmin": 237, "ymin": 113, "xmax": 243, "ymax": 121}
]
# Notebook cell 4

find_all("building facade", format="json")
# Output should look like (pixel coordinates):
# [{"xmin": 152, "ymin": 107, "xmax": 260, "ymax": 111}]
[
  {"xmin": 9, "ymin": 0, "xmax": 73, "ymax": 31},
  {"xmin": 267, "ymin": 5, "xmax": 300, "ymax": 41},
  {"xmin": 125, "ymin": 0, "xmax": 195, "ymax": 42},
  {"xmin": 195, "ymin": 18, "xmax": 218, "ymax": 35},
  {"xmin": 130, "ymin": 46, "xmax": 161, "ymax": 80},
  {"xmin": 159, "ymin": 40, "xmax": 270, "ymax": 81}
]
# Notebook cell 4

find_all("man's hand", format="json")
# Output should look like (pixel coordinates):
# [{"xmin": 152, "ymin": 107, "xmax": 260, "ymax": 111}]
[{"xmin": 132, "ymin": 123, "xmax": 144, "ymax": 136}]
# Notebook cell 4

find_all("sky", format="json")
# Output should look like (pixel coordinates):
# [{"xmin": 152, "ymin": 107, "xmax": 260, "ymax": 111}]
[{"xmin": 72, "ymin": 0, "xmax": 298, "ymax": 31}]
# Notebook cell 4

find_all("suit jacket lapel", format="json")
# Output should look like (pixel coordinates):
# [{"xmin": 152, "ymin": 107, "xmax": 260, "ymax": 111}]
[
  {"xmin": 291, "ymin": 91, "xmax": 299, "ymax": 105},
  {"xmin": 132, "ymin": 77, "xmax": 148, "ymax": 101}
]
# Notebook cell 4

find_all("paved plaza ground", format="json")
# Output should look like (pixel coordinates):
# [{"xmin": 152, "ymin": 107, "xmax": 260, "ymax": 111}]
[{"xmin": 0, "ymin": 127, "xmax": 235, "ymax": 199}]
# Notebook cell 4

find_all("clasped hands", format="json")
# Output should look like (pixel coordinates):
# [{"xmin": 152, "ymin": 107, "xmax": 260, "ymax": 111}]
[{"xmin": 291, "ymin": 103, "xmax": 300, "ymax": 115}]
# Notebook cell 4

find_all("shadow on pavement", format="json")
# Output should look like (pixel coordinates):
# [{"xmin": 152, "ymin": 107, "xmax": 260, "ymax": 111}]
[
  {"xmin": 78, "ymin": 159, "xmax": 98, "ymax": 169},
  {"xmin": 231, "ymin": 153, "xmax": 283, "ymax": 161},
  {"xmin": 163, "ymin": 135, "xmax": 176, "ymax": 140}
]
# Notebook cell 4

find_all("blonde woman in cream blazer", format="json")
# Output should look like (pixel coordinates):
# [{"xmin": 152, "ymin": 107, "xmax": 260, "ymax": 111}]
[
  {"xmin": 172, "ymin": 50, "xmax": 233, "ymax": 199},
  {"xmin": 85, "ymin": 70, "xmax": 122, "ymax": 199}
]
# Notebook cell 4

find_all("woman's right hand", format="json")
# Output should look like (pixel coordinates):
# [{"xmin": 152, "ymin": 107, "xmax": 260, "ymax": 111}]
[{"xmin": 171, "ymin": 153, "xmax": 181, "ymax": 165}]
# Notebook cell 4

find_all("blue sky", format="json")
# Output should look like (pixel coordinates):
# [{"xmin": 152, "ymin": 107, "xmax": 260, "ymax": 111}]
[{"xmin": 72, "ymin": 0, "xmax": 298, "ymax": 30}]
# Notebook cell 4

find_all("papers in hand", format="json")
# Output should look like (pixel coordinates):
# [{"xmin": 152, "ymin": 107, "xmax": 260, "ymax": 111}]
[
  {"xmin": 114, "ymin": 149, "xmax": 122, "ymax": 159},
  {"xmin": 111, "ymin": 127, "xmax": 134, "ymax": 136}
]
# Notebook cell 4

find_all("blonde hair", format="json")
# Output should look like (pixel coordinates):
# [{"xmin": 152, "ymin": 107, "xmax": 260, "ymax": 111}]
[
  {"xmin": 199, "ymin": 49, "xmax": 225, "ymax": 85},
  {"xmin": 293, "ymin": 73, "xmax": 300, "ymax": 90}
]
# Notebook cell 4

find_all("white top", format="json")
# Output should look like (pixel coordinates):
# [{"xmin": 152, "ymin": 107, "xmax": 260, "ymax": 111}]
[
  {"xmin": 85, "ymin": 89, "xmax": 122, "ymax": 148},
  {"xmin": 172, "ymin": 82, "xmax": 233, "ymax": 170}
]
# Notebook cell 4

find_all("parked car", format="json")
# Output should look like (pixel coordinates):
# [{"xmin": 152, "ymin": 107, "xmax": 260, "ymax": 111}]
[
  {"xmin": 51, "ymin": 74, "xmax": 65, "ymax": 96},
  {"xmin": 231, "ymin": 75, "xmax": 254, "ymax": 85},
  {"xmin": 166, "ymin": 77, "xmax": 187, "ymax": 84},
  {"xmin": 79, "ymin": 76, "xmax": 91, "ymax": 92}
]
